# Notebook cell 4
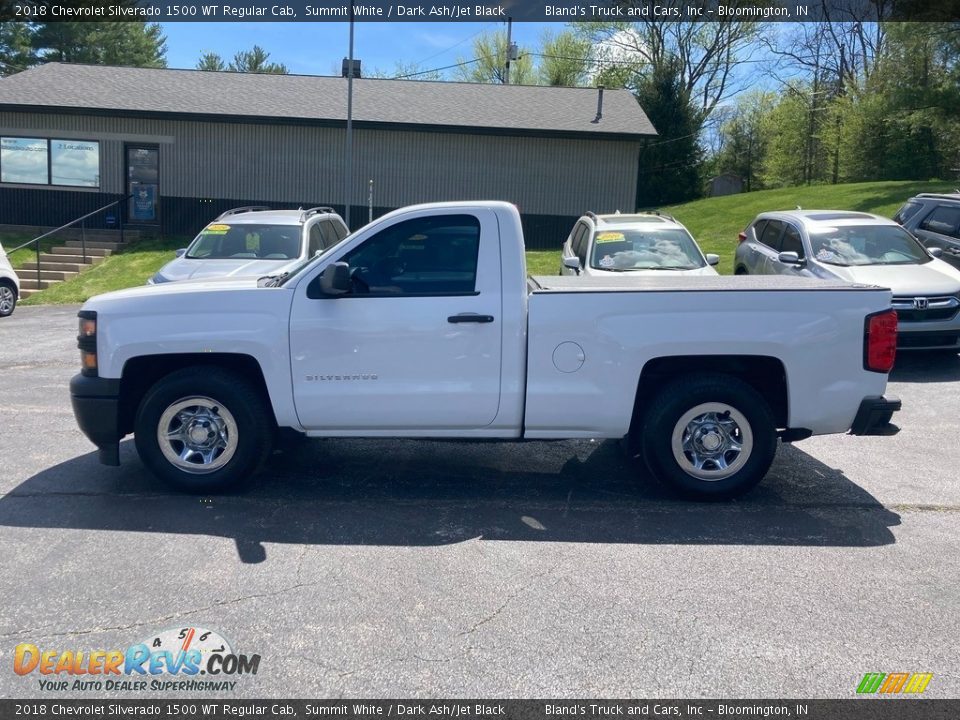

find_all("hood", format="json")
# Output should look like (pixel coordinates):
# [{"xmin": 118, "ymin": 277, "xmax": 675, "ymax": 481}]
[
  {"xmin": 824, "ymin": 260, "xmax": 960, "ymax": 296},
  {"xmin": 156, "ymin": 257, "xmax": 297, "ymax": 282},
  {"xmin": 85, "ymin": 276, "xmax": 265, "ymax": 311}
]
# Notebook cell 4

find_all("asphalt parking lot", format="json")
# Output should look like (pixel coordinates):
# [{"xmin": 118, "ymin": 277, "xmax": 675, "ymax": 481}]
[{"xmin": 1, "ymin": 304, "xmax": 958, "ymax": 699}]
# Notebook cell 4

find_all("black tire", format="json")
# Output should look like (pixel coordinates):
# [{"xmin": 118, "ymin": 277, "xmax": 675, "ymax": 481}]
[
  {"xmin": 734, "ymin": 266, "xmax": 748, "ymax": 275},
  {"xmin": 874, "ymin": 410, "xmax": 894, "ymax": 427},
  {"xmin": 638, "ymin": 373, "xmax": 777, "ymax": 500},
  {"xmin": 134, "ymin": 367, "xmax": 273, "ymax": 492},
  {"xmin": 0, "ymin": 280, "xmax": 17, "ymax": 317}
]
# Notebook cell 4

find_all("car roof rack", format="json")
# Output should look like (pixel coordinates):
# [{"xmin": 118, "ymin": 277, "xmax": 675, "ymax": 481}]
[
  {"xmin": 301, "ymin": 206, "xmax": 337, "ymax": 220},
  {"xmin": 915, "ymin": 192, "xmax": 960, "ymax": 199},
  {"xmin": 215, "ymin": 206, "xmax": 272, "ymax": 220}
]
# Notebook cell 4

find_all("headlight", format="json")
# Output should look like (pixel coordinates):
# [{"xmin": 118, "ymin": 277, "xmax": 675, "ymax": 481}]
[
  {"xmin": 149, "ymin": 272, "xmax": 170, "ymax": 285},
  {"xmin": 77, "ymin": 311, "xmax": 98, "ymax": 377}
]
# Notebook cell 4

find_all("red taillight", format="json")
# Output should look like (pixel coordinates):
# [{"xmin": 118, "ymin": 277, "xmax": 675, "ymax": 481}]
[
  {"xmin": 865, "ymin": 309, "xmax": 898, "ymax": 373},
  {"xmin": 737, "ymin": 231, "xmax": 747, "ymax": 244}
]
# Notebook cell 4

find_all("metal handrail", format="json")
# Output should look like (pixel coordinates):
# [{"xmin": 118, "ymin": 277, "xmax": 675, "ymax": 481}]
[{"xmin": 8, "ymin": 194, "xmax": 132, "ymax": 291}]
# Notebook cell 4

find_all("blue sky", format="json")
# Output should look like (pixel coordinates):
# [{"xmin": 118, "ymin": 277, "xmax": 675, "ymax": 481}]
[{"xmin": 161, "ymin": 22, "xmax": 552, "ymax": 77}]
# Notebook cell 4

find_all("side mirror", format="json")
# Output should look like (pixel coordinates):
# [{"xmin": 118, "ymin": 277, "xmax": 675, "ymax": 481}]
[
  {"xmin": 562, "ymin": 256, "xmax": 582, "ymax": 273},
  {"xmin": 175, "ymin": 248, "xmax": 187, "ymax": 258},
  {"xmin": 319, "ymin": 261, "xmax": 351, "ymax": 296},
  {"xmin": 705, "ymin": 253, "xmax": 720, "ymax": 267},
  {"xmin": 928, "ymin": 247, "xmax": 944, "ymax": 258},
  {"xmin": 778, "ymin": 251, "xmax": 804, "ymax": 265}
]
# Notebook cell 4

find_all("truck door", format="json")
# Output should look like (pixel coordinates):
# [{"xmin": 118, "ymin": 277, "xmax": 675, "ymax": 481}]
[{"xmin": 289, "ymin": 208, "xmax": 503, "ymax": 431}]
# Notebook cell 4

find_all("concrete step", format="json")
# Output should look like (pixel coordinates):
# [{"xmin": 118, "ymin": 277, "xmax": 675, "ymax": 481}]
[
  {"xmin": 18, "ymin": 287, "xmax": 38, "ymax": 299},
  {"xmin": 19, "ymin": 278, "xmax": 64, "ymax": 290},
  {"xmin": 51, "ymin": 246, "xmax": 112, "ymax": 257},
  {"xmin": 37, "ymin": 261, "xmax": 86, "ymax": 272},
  {"xmin": 64, "ymin": 240, "xmax": 124, "ymax": 251},
  {"xmin": 38, "ymin": 253, "xmax": 104, "ymax": 265},
  {"xmin": 18, "ymin": 269, "xmax": 77, "ymax": 281}
]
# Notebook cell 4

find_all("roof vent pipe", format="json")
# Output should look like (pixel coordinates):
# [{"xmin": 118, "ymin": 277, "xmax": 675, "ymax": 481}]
[{"xmin": 592, "ymin": 85, "xmax": 604, "ymax": 124}]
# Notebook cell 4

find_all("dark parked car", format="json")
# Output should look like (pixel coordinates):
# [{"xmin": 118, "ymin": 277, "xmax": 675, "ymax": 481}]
[{"xmin": 894, "ymin": 192, "xmax": 960, "ymax": 270}]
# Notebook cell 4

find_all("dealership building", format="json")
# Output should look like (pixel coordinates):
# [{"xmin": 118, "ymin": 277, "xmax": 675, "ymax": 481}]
[{"xmin": 0, "ymin": 62, "xmax": 655, "ymax": 248}]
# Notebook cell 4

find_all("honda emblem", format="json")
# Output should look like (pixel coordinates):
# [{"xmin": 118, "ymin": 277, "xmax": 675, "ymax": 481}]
[{"xmin": 913, "ymin": 297, "xmax": 929, "ymax": 310}]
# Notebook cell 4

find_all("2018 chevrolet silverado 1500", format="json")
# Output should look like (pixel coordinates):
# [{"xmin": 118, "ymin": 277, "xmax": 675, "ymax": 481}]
[{"xmin": 70, "ymin": 202, "xmax": 901, "ymax": 499}]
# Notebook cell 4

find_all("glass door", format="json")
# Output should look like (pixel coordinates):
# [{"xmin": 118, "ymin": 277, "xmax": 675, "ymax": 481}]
[{"xmin": 126, "ymin": 145, "xmax": 159, "ymax": 224}]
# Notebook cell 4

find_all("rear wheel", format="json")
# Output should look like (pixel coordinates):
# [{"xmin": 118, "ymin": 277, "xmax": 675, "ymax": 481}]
[
  {"xmin": 0, "ymin": 281, "xmax": 17, "ymax": 317},
  {"xmin": 638, "ymin": 374, "xmax": 777, "ymax": 499},
  {"xmin": 134, "ymin": 367, "xmax": 273, "ymax": 492}
]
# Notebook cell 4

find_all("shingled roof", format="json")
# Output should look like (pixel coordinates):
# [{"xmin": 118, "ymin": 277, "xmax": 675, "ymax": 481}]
[{"xmin": 0, "ymin": 63, "xmax": 656, "ymax": 140}]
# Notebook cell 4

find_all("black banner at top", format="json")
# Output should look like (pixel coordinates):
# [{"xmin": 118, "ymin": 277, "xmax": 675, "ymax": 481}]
[{"xmin": 2, "ymin": 0, "xmax": 959, "ymax": 22}]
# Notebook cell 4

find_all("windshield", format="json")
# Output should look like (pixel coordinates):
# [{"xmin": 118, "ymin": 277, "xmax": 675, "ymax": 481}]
[
  {"xmin": 186, "ymin": 223, "xmax": 302, "ymax": 260},
  {"xmin": 589, "ymin": 228, "xmax": 706, "ymax": 271},
  {"xmin": 810, "ymin": 225, "xmax": 931, "ymax": 266}
]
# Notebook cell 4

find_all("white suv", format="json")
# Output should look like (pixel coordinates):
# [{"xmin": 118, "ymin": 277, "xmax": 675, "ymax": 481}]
[
  {"xmin": 560, "ymin": 211, "xmax": 719, "ymax": 277},
  {"xmin": 149, "ymin": 206, "xmax": 350, "ymax": 284},
  {"xmin": 0, "ymin": 241, "xmax": 21, "ymax": 317}
]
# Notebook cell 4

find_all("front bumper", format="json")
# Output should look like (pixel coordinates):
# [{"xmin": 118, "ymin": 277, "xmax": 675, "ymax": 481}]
[
  {"xmin": 849, "ymin": 395, "xmax": 902, "ymax": 435},
  {"xmin": 70, "ymin": 374, "xmax": 123, "ymax": 465}
]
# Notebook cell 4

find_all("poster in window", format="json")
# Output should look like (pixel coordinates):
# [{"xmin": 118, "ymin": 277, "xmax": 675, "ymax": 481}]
[
  {"xmin": 1, "ymin": 137, "xmax": 49, "ymax": 184},
  {"xmin": 51, "ymin": 140, "xmax": 100, "ymax": 187},
  {"xmin": 131, "ymin": 183, "xmax": 157, "ymax": 221}
]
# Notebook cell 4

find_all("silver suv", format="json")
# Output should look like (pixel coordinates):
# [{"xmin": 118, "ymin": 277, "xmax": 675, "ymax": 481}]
[
  {"xmin": 893, "ymin": 192, "xmax": 960, "ymax": 271},
  {"xmin": 560, "ymin": 211, "xmax": 719, "ymax": 277},
  {"xmin": 735, "ymin": 210, "xmax": 960, "ymax": 352},
  {"xmin": 149, "ymin": 206, "xmax": 349, "ymax": 284}
]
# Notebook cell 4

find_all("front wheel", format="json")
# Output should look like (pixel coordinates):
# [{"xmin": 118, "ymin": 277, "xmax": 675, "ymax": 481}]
[
  {"xmin": 638, "ymin": 374, "xmax": 777, "ymax": 500},
  {"xmin": 0, "ymin": 282, "xmax": 17, "ymax": 317},
  {"xmin": 134, "ymin": 367, "xmax": 273, "ymax": 492}
]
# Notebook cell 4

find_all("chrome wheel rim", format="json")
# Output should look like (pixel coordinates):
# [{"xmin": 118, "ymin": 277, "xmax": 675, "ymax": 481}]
[
  {"xmin": 671, "ymin": 402, "xmax": 753, "ymax": 481},
  {"xmin": 0, "ymin": 286, "xmax": 14, "ymax": 314},
  {"xmin": 157, "ymin": 396, "xmax": 238, "ymax": 474}
]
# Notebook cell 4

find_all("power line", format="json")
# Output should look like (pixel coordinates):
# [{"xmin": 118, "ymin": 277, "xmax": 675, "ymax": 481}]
[
  {"xmin": 409, "ymin": 23, "xmax": 496, "ymax": 68},
  {"xmin": 393, "ymin": 57, "xmax": 483, "ymax": 79}
]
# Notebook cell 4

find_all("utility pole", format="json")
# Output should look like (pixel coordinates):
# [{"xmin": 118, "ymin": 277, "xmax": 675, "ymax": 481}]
[
  {"xmin": 504, "ymin": 17, "xmax": 512, "ymax": 84},
  {"xmin": 345, "ymin": 7, "xmax": 355, "ymax": 229}
]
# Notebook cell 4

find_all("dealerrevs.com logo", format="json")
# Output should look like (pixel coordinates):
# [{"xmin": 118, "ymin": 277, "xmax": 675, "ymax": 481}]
[{"xmin": 13, "ymin": 626, "xmax": 260, "ymax": 692}]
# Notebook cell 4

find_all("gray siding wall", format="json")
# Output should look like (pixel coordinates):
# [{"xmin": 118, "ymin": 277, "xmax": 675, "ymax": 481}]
[{"xmin": 0, "ymin": 112, "xmax": 640, "ymax": 217}]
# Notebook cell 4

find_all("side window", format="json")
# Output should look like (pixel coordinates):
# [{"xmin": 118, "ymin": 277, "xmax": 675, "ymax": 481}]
[
  {"xmin": 918, "ymin": 206, "xmax": 960, "ymax": 239},
  {"xmin": 572, "ymin": 224, "xmax": 589, "ymax": 264},
  {"xmin": 750, "ymin": 219, "xmax": 767, "ymax": 242},
  {"xmin": 339, "ymin": 214, "xmax": 480, "ymax": 295},
  {"xmin": 780, "ymin": 224, "xmax": 804, "ymax": 257},
  {"xmin": 759, "ymin": 220, "xmax": 784, "ymax": 250},
  {"xmin": 318, "ymin": 221, "xmax": 337, "ymax": 249},
  {"xmin": 308, "ymin": 224, "xmax": 323, "ymax": 256},
  {"xmin": 333, "ymin": 221, "xmax": 349, "ymax": 241},
  {"xmin": 893, "ymin": 201, "xmax": 923, "ymax": 225}
]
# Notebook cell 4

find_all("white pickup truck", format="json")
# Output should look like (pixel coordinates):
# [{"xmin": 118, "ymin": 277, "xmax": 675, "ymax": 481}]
[{"xmin": 70, "ymin": 201, "xmax": 901, "ymax": 499}]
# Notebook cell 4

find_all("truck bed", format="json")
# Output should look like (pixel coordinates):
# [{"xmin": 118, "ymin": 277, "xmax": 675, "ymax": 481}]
[{"xmin": 529, "ymin": 275, "xmax": 886, "ymax": 293}]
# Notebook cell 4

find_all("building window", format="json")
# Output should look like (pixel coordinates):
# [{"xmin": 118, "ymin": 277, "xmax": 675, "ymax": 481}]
[
  {"xmin": 0, "ymin": 136, "xmax": 100, "ymax": 188},
  {"xmin": 51, "ymin": 139, "xmax": 100, "ymax": 187},
  {"xmin": 1, "ymin": 137, "xmax": 49, "ymax": 185}
]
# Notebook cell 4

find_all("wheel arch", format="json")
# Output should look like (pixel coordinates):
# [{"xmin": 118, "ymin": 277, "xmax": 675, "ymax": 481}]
[
  {"xmin": 118, "ymin": 353, "xmax": 276, "ymax": 437},
  {"xmin": 628, "ymin": 355, "xmax": 788, "ymax": 442}
]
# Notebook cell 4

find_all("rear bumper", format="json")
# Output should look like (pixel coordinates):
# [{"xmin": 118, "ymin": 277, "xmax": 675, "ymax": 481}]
[
  {"xmin": 70, "ymin": 374, "xmax": 122, "ymax": 466},
  {"xmin": 849, "ymin": 395, "xmax": 901, "ymax": 435}
]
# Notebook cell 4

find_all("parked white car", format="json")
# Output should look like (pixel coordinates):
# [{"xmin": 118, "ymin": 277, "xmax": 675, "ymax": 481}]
[
  {"xmin": 735, "ymin": 210, "xmax": 960, "ymax": 352},
  {"xmin": 71, "ymin": 201, "xmax": 900, "ymax": 500},
  {"xmin": 560, "ymin": 211, "xmax": 719, "ymax": 277},
  {"xmin": 149, "ymin": 206, "xmax": 349, "ymax": 284},
  {"xmin": 0, "ymin": 241, "xmax": 21, "ymax": 317}
]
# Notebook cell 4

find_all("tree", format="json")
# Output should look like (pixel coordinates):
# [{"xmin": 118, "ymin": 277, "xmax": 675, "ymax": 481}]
[
  {"xmin": 712, "ymin": 91, "xmax": 776, "ymax": 191},
  {"xmin": 368, "ymin": 61, "xmax": 442, "ymax": 81},
  {"xmin": 0, "ymin": 22, "xmax": 36, "ymax": 76},
  {"xmin": 227, "ymin": 45, "xmax": 288, "ymax": 74},
  {"xmin": 634, "ymin": 58, "xmax": 703, "ymax": 207},
  {"xmin": 196, "ymin": 51, "xmax": 226, "ymax": 72},
  {"xmin": 31, "ymin": 22, "xmax": 166, "ymax": 67},
  {"xmin": 455, "ymin": 30, "xmax": 533, "ymax": 84},
  {"xmin": 537, "ymin": 29, "xmax": 592, "ymax": 87}
]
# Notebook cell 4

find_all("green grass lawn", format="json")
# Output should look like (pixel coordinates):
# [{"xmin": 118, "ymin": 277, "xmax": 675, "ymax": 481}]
[
  {"xmin": 2, "ymin": 233, "xmax": 59, "ymax": 270},
  {"xmin": 20, "ymin": 237, "xmax": 189, "ymax": 306},
  {"xmin": 14, "ymin": 179, "xmax": 957, "ymax": 304}
]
